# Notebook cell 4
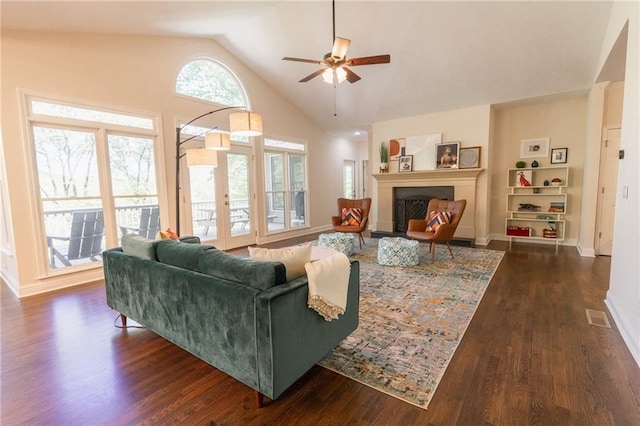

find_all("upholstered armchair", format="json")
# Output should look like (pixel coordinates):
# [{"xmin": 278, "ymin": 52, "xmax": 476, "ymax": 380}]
[
  {"xmin": 406, "ymin": 199, "xmax": 467, "ymax": 262},
  {"xmin": 331, "ymin": 198, "xmax": 372, "ymax": 249}
]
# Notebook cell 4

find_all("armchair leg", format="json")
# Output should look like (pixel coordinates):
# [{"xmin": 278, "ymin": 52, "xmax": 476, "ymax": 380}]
[
  {"xmin": 358, "ymin": 233, "xmax": 365, "ymax": 249},
  {"xmin": 255, "ymin": 391, "xmax": 264, "ymax": 408},
  {"xmin": 446, "ymin": 242, "xmax": 455, "ymax": 259},
  {"xmin": 431, "ymin": 242, "xmax": 436, "ymax": 263}
]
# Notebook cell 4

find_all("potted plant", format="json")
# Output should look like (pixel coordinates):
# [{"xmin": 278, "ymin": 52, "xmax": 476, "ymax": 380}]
[{"xmin": 379, "ymin": 142, "xmax": 389, "ymax": 173}]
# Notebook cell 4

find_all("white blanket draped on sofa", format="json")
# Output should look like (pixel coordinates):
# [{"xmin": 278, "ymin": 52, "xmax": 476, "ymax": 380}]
[{"xmin": 305, "ymin": 253, "xmax": 351, "ymax": 321}]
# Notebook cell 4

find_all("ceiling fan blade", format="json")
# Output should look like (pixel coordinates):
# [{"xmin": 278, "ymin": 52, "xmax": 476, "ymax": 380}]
[
  {"xmin": 283, "ymin": 57, "xmax": 323, "ymax": 65},
  {"xmin": 344, "ymin": 67, "xmax": 361, "ymax": 83},
  {"xmin": 299, "ymin": 68, "xmax": 326, "ymax": 83},
  {"xmin": 346, "ymin": 54, "xmax": 391, "ymax": 66},
  {"xmin": 331, "ymin": 37, "xmax": 351, "ymax": 60}
]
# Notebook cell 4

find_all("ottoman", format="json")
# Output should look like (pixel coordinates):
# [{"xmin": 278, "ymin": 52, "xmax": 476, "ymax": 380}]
[
  {"xmin": 318, "ymin": 233, "xmax": 355, "ymax": 256},
  {"xmin": 377, "ymin": 237, "xmax": 419, "ymax": 266}
]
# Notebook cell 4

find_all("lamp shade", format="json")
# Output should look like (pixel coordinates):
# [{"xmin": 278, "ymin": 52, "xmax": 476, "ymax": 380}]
[
  {"xmin": 230, "ymin": 112, "xmax": 263, "ymax": 137},
  {"xmin": 205, "ymin": 132, "xmax": 231, "ymax": 150},
  {"xmin": 186, "ymin": 148, "xmax": 218, "ymax": 167}
]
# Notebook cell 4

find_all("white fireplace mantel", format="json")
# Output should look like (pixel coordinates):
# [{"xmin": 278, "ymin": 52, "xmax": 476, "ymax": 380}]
[{"xmin": 373, "ymin": 168, "xmax": 483, "ymax": 240}]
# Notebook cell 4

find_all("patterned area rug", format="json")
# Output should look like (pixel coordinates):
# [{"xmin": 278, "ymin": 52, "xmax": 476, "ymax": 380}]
[{"xmin": 318, "ymin": 238, "xmax": 504, "ymax": 409}]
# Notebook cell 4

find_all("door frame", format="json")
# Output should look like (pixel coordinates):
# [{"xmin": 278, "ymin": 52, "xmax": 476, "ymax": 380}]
[{"xmin": 594, "ymin": 126, "xmax": 621, "ymax": 256}]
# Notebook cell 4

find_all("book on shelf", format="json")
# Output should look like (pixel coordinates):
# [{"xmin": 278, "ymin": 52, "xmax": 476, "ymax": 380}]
[{"xmin": 548, "ymin": 202, "xmax": 565, "ymax": 212}]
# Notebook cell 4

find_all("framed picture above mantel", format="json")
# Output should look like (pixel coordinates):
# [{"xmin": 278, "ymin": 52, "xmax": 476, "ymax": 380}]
[{"xmin": 459, "ymin": 146, "xmax": 481, "ymax": 169}]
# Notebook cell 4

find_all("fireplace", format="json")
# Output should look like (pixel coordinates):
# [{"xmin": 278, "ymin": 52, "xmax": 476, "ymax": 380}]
[
  {"xmin": 372, "ymin": 168, "xmax": 482, "ymax": 243},
  {"xmin": 393, "ymin": 186, "xmax": 454, "ymax": 232}
]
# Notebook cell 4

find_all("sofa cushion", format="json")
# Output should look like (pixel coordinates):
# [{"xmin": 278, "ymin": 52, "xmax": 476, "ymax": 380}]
[
  {"xmin": 121, "ymin": 233, "xmax": 159, "ymax": 261},
  {"xmin": 198, "ymin": 249, "xmax": 286, "ymax": 291},
  {"xmin": 156, "ymin": 239, "xmax": 216, "ymax": 271},
  {"xmin": 248, "ymin": 244, "xmax": 312, "ymax": 282}
]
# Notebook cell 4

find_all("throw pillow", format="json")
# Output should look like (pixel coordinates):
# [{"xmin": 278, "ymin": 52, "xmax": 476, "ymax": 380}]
[
  {"xmin": 121, "ymin": 233, "xmax": 159, "ymax": 261},
  {"xmin": 341, "ymin": 207, "xmax": 362, "ymax": 226},
  {"xmin": 426, "ymin": 211, "xmax": 453, "ymax": 233},
  {"xmin": 159, "ymin": 227, "xmax": 180, "ymax": 240},
  {"xmin": 248, "ymin": 243, "xmax": 312, "ymax": 282}
]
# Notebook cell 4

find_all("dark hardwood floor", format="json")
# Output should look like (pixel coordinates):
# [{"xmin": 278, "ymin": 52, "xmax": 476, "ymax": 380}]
[{"xmin": 2, "ymin": 236, "xmax": 640, "ymax": 425}]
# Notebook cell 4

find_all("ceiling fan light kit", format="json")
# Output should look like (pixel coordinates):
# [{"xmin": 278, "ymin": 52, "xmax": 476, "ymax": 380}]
[{"xmin": 282, "ymin": 0, "xmax": 390, "ymax": 85}]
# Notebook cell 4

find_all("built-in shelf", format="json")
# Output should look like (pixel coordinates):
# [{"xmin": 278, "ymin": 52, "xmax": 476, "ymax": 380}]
[{"xmin": 506, "ymin": 166, "xmax": 569, "ymax": 251}]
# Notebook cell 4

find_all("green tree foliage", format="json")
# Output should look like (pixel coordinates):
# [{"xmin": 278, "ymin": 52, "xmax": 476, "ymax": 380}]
[{"xmin": 176, "ymin": 59, "xmax": 246, "ymax": 107}]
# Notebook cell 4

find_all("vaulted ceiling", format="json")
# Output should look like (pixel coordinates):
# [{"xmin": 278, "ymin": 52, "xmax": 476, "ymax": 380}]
[{"xmin": 2, "ymin": 1, "xmax": 614, "ymax": 137}]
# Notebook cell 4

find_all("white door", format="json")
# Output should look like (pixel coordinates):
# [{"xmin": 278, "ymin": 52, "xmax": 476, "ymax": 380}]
[
  {"xmin": 222, "ymin": 147, "xmax": 255, "ymax": 249},
  {"xmin": 596, "ymin": 128, "xmax": 620, "ymax": 256},
  {"xmin": 343, "ymin": 160, "xmax": 356, "ymax": 199},
  {"xmin": 188, "ymin": 145, "xmax": 255, "ymax": 250},
  {"xmin": 362, "ymin": 160, "xmax": 368, "ymax": 198}
]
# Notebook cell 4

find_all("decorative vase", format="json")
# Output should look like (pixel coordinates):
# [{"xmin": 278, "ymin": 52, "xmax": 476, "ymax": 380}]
[
  {"xmin": 516, "ymin": 161, "xmax": 526, "ymax": 168},
  {"xmin": 380, "ymin": 162, "xmax": 389, "ymax": 173},
  {"xmin": 531, "ymin": 160, "xmax": 539, "ymax": 168},
  {"xmin": 543, "ymin": 179, "xmax": 550, "ymax": 186}
]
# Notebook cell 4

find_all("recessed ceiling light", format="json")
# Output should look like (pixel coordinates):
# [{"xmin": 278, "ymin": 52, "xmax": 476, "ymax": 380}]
[{"xmin": 354, "ymin": 131, "xmax": 361, "ymax": 136}]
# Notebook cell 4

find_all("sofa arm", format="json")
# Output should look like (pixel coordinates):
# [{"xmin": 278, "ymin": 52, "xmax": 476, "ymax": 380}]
[{"xmin": 254, "ymin": 260, "xmax": 360, "ymax": 400}]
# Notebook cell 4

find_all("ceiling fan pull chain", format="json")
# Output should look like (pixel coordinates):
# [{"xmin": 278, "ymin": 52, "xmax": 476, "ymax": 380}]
[{"xmin": 333, "ymin": 84, "xmax": 338, "ymax": 116}]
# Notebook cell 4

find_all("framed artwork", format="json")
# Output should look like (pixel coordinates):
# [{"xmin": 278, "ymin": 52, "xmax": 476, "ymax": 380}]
[
  {"xmin": 459, "ymin": 146, "xmax": 481, "ymax": 169},
  {"xmin": 516, "ymin": 170, "xmax": 533, "ymax": 187},
  {"xmin": 405, "ymin": 133, "xmax": 442, "ymax": 170},
  {"xmin": 389, "ymin": 138, "xmax": 405, "ymax": 161},
  {"xmin": 398, "ymin": 155, "xmax": 413, "ymax": 172},
  {"xmin": 436, "ymin": 142, "xmax": 460, "ymax": 169},
  {"xmin": 551, "ymin": 147, "xmax": 568, "ymax": 164},
  {"xmin": 520, "ymin": 138, "xmax": 549, "ymax": 158}
]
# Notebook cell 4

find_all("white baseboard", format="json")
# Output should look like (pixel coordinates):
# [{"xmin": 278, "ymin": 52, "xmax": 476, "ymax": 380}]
[
  {"xmin": 577, "ymin": 243, "xmax": 596, "ymax": 257},
  {"xmin": 475, "ymin": 236, "xmax": 491, "ymax": 246},
  {"xmin": 0, "ymin": 271, "xmax": 20, "ymax": 297},
  {"xmin": 256, "ymin": 225, "xmax": 332, "ymax": 246},
  {"xmin": 16, "ymin": 268, "xmax": 104, "ymax": 298},
  {"xmin": 605, "ymin": 297, "xmax": 640, "ymax": 368}
]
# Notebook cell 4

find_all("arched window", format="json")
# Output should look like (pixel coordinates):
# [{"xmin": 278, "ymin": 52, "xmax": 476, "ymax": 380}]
[{"xmin": 175, "ymin": 59, "xmax": 247, "ymax": 107}]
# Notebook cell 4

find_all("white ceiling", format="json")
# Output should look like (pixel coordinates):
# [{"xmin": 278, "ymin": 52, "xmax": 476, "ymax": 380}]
[{"xmin": 2, "ymin": 1, "xmax": 614, "ymax": 138}]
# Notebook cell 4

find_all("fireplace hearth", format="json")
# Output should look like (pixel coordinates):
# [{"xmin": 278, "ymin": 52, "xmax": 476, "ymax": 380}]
[{"xmin": 393, "ymin": 186, "xmax": 454, "ymax": 232}]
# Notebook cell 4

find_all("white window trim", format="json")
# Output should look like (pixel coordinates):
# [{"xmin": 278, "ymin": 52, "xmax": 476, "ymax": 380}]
[{"xmin": 19, "ymin": 90, "xmax": 166, "ymax": 277}]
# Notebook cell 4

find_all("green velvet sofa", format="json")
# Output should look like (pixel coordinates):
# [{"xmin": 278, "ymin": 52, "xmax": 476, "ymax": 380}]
[{"xmin": 103, "ymin": 238, "xmax": 360, "ymax": 406}]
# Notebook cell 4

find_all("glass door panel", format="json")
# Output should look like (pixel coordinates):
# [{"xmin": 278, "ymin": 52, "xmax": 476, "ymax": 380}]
[
  {"xmin": 188, "ymin": 166, "xmax": 217, "ymax": 241},
  {"xmin": 344, "ymin": 160, "xmax": 356, "ymax": 199},
  {"xmin": 290, "ymin": 154, "xmax": 306, "ymax": 228},
  {"xmin": 34, "ymin": 126, "xmax": 105, "ymax": 270},
  {"xmin": 107, "ymin": 135, "xmax": 159, "ymax": 239},
  {"xmin": 225, "ymin": 152, "xmax": 253, "ymax": 246}
]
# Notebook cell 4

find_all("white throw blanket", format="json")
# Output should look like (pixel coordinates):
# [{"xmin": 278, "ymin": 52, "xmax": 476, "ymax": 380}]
[{"xmin": 305, "ymin": 253, "xmax": 351, "ymax": 321}]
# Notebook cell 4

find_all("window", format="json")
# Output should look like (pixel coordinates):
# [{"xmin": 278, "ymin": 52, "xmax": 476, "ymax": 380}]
[
  {"xmin": 176, "ymin": 59, "xmax": 247, "ymax": 107},
  {"xmin": 264, "ymin": 138, "xmax": 307, "ymax": 232},
  {"xmin": 26, "ymin": 94, "xmax": 161, "ymax": 271}
]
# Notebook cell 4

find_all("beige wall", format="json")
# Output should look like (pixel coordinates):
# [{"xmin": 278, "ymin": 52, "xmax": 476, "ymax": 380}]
[
  {"xmin": 370, "ymin": 105, "xmax": 492, "ymax": 243},
  {"xmin": 0, "ymin": 30, "xmax": 352, "ymax": 296},
  {"xmin": 604, "ymin": 82, "xmax": 625, "ymax": 125},
  {"xmin": 602, "ymin": 1, "xmax": 640, "ymax": 366},
  {"xmin": 490, "ymin": 97, "xmax": 588, "ymax": 245}
]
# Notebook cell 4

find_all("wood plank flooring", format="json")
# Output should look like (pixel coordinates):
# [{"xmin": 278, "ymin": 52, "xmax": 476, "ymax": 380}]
[{"xmin": 2, "ymin": 237, "xmax": 640, "ymax": 425}]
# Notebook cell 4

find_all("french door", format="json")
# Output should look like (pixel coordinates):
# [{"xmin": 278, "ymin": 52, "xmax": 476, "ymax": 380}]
[{"xmin": 188, "ymin": 145, "xmax": 255, "ymax": 250}]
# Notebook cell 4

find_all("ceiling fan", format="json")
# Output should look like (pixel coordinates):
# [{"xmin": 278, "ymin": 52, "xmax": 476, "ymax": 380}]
[{"xmin": 282, "ymin": 0, "xmax": 391, "ymax": 84}]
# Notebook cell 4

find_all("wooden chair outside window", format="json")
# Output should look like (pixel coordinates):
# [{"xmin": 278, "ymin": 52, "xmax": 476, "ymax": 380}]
[
  {"xmin": 119, "ymin": 206, "xmax": 160, "ymax": 239},
  {"xmin": 47, "ymin": 210, "xmax": 105, "ymax": 268}
]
